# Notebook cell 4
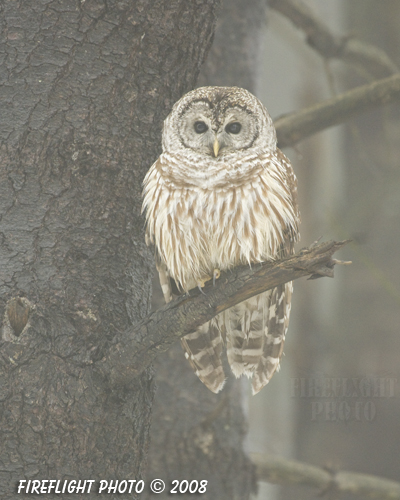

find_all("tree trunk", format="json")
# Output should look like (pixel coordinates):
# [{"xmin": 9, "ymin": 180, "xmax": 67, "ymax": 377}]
[{"xmin": 0, "ymin": 1, "xmax": 218, "ymax": 498}]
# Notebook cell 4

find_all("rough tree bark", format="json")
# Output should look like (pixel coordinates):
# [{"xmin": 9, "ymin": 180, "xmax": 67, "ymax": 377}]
[{"xmin": 0, "ymin": 1, "xmax": 219, "ymax": 498}]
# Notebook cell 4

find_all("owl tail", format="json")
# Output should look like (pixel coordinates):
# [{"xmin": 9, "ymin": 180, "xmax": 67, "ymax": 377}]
[
  {"xmin": 251, "ymin": 283, "xmax": 292, "ymax": 394},
  {"xmin": 225, "ymin": 291, "xmax": 272, "ymax": 382},
  {"xmin": 181, "ymin": 318, "xmax": 226, "ymax": 393},
  {"xmin": 224, "ymin": 284, "xmax": 292, "ymax": 395}
]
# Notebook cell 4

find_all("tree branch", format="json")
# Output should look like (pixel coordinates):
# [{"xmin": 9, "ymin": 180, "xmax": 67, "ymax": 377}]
[
  {"xmin": 267, "ymin": 0, "xmax": 400, "ymax": 147},
  {"xmin": 269, "ymin": 0, "xmax": 399, "ymax": 79},
  {"xmin": 97, "ymin": 240, "xmax": 350, "ymax": 386},
  {"xmin": 275, "ymin": 74, "xmax": 400, "ymax": 147},
  {"xmin": 251, "ymin": 453, "xmax": 400, "ymax": 500}
]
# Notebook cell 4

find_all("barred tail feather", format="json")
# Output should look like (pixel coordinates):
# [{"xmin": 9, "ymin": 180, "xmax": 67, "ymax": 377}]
[
  {"xmin": 251, "ymin": 281, "xmax": 293, "ymax": 394},
  {"xmin": 181, "ymin": 318, "xmax": 226, "ymax": 393},
  {"xmin": 225, "ymin": 291, "xmax": 272, "ymax": 378},
  {"xmin": 223, "ymin": 283, "xmax": 292, "ymax": 395}
]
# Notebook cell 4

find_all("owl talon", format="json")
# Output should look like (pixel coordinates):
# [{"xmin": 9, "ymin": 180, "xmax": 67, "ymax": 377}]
[
  {"xmin": 213, "ymin": 269, "xmax": 221, "ymax": 286},
  {"xmin": 197, "ymin": 283, "xmax": 207, "ymax": 296}
]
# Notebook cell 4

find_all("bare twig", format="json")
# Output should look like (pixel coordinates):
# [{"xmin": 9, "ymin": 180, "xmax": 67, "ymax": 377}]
[
  {"xmin": 97, "ymin": 240, "xmax": 350, "ymax": 386},
  {"xmin": 275, "ymin": 74, "xmax": 400, "ymax": 147},
  {"xmin": 252, "ymin": 453, "xmax": 400, "ymax": 500},
  {"xmin": 269, "ymin": 0, "xmax": 399, "ymax": 79},
  {"xmin": 266, "ymin": 0, "xmax": 400, "ymax": 147}
]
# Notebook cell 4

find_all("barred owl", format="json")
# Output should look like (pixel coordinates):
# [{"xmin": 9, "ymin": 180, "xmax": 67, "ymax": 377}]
[{"xmin": 142, "ymin": 87, "xmax": 300, "ymax": 394}]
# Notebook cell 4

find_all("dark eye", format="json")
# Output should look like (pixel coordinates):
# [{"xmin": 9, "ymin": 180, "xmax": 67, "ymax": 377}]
[
  {"xmin": 194, "ymin": 121, "xmax": 208, "ymax": 134},
  {"xmin": 225, "ymin": 122, "xmax": 242, "ymax": 134}
]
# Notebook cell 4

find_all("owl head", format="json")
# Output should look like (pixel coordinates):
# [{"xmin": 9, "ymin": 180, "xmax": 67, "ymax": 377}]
[{"xmin": 162, "ymin": 86, "xmax": 277, "ymax": 158}]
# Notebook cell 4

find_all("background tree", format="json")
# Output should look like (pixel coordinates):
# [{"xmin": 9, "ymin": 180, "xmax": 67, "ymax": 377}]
[{"xmin": 246, "ymin": 1, "xmax": 400, "ymax": 499}]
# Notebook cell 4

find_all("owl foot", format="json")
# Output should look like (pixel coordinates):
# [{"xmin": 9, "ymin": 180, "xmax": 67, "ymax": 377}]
[
  {"xmin": 213, "ymin": 269, "xmax": 221, "ymax": 286},
  {"xmin": 197, "ymin": 280, "xmax": 207, "ymax": 296}
]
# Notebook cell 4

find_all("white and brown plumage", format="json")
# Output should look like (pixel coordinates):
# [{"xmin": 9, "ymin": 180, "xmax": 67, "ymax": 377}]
[{"xmin": 142, "ymin": 86, "xmax": 300, "ymax": 394}]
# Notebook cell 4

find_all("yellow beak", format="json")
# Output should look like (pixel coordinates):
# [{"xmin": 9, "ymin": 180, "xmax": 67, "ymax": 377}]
[{"xmin": 213, "ymin": 138, "xmax": 220, "ymax": 157}]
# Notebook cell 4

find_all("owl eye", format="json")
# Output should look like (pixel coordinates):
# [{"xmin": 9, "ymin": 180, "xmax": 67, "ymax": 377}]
[
  {"xmin": 225, "ymin": 122, "xmax": 242, "ymax": 134},
  {"xmin": 194, "ymin": 121, "xmax": 209, "ymax": 134}
]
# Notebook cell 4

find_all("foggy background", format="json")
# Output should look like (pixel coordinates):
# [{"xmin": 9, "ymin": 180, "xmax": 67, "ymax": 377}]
[{"xmin": 249, "ymin": 2, "xmax": 400, "ymax": 499}]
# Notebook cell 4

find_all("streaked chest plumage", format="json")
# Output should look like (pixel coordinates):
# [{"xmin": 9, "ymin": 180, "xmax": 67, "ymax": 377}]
[{"xmin": 142, "ymin": 149, "xmax": 298, "ymax": 291}]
